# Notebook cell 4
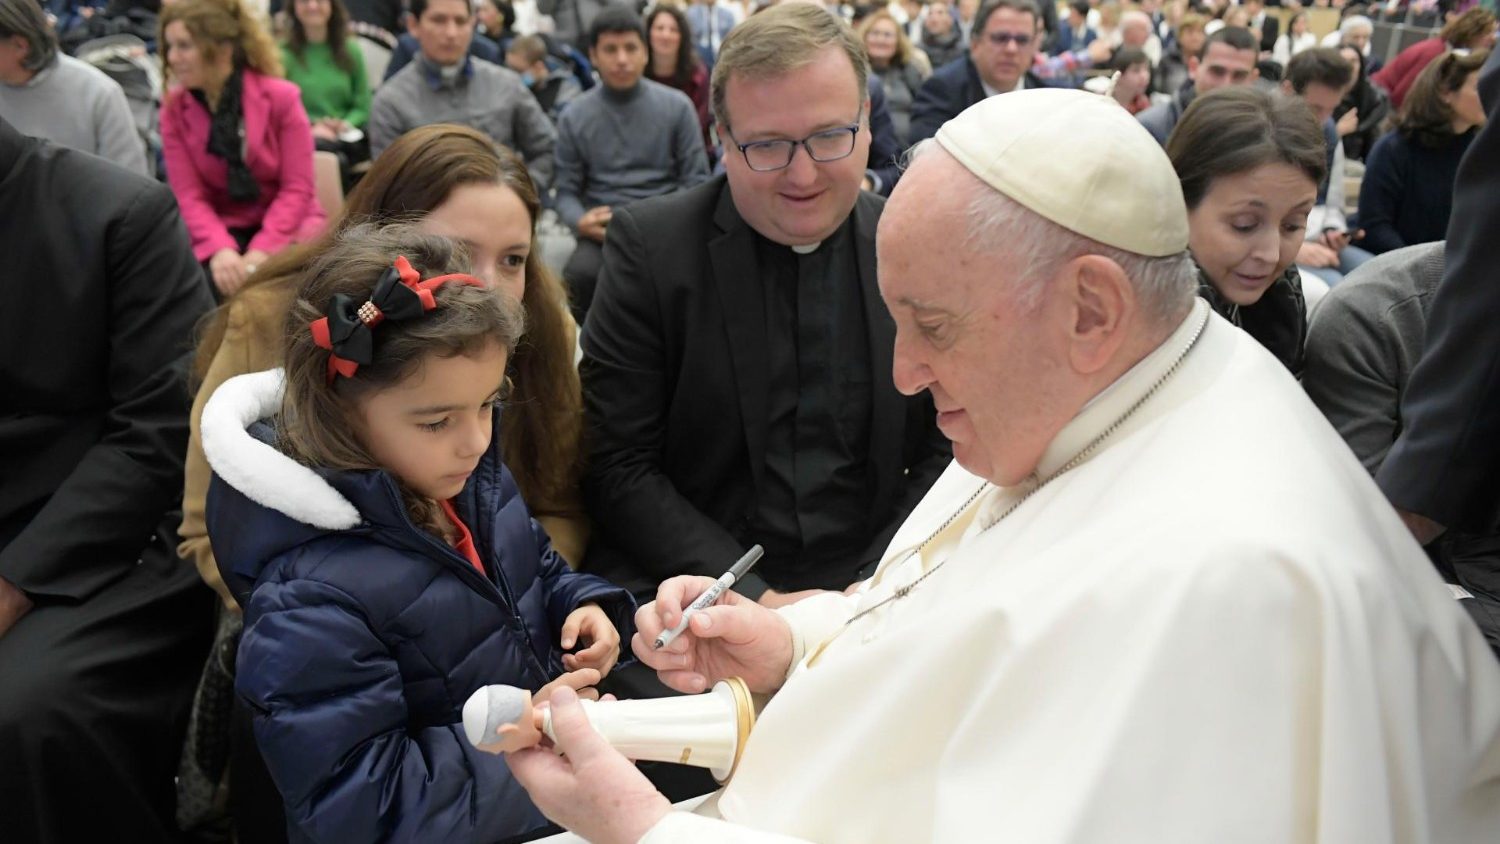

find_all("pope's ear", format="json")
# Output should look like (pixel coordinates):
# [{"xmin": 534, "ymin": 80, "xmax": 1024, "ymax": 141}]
[{"xmin": 1062, "ymin": 254, "xmax": 1133, "ymax": 375}]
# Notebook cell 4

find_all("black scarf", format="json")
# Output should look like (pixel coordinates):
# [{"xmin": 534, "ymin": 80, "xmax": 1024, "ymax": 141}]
[
  {"xmin": 193, "ymin": 68, "xmax": 259, "ymax": 203},
  {"xmin": 1196, "ymin": 263, "xmax": 1306, "ymax": 376}
]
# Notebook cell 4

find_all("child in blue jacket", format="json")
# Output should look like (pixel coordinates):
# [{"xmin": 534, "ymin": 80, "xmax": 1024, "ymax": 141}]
[{"xmin": 201, "ymin": 224, "xmax": 634, "ymax": 843}]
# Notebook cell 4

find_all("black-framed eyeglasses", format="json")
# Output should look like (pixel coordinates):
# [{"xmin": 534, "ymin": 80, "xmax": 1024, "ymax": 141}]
[
  {"xmin": 727, "ymin": 104, "xmax": 865, "ymax": 172},
  {"xmin": 983, "ymin": 31, "xmax": 1034, "ymax": 47}
]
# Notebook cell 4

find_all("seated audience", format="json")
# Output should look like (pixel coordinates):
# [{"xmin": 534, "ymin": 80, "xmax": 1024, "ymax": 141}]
[
  {"xmin": 909, "ymin": 0, "xmax": 1051, "ymax": 146},
  {"xmin": 1359, "ymin": 48, "xmax": 1489, "ymax": 254},
  {"xmin": 1371, "ymin": 7, "xmax": 1495, "ymax": 110},
  {"xmin": 1282, "ymin": 47, "xmax": 1373, "ymax": 286},
  {"xmin": 0, "ymin": 113, "xmax": 215, "ymax": 844},
  {"xmin": 554, "ymin": 8, "xmax": 708, "ymax": 323},
  {"xmin": 1323, "ymin": 13, "xmax": 1378, "ymax": 72},
  {"xmin": 160, "ymin": 0, "xmax": 327, "ymax": 299},
  {"xmin": 280, "ymin": 0, "xmax": 372, "ymax": 170},
  {"xmin": 917, "ymin": 0, "xmax": 966, "ymax": 69},
  {"xmin": 860, "ymin": 8, "xmax": 930, "ymax": 145},
  {"xmin": 1335, "ymin": 43, "xmax": 1390, "ymax": 161},
  {"xmin": 507, "ymin": 33, "xmax": 582, "ymax": 121},
  {"xmin": 1154, "ymin": 11, "xmax": 1204, "ymax": 96},
  {"xmin": 1051, "ymin": 0, "xmax": 1096, "ymax": 56},
  {"xmin": 1273, "ymin": 10, "xmax": 1317, "ymax": 68},
  {"xmin": 201, "ymin": 222, "xmax": 633, "ymax": 844},
  {"xmin": 1244, "ymin": 0, "xmax": 1276, "ymax": 55},
  {"xmin": 1168, "ymin": 86, "xmax": 1327, "ymax": 373},
  {"xmin": 644, "ymin": 3, "xmax": 711, "ymax": 155},
  {"xmin": 368, "ymin": 0, "xmax": 556, "ymax": 189},
  {"xmin": 686, "ymin": 0, "xmax": 739, "ymax": 69},
  {"xmin": 0, "ymin": 0, "xmax": 148, "ymax": 175},
  {"xmin": 1304, "ymin": 242, "xmax": 1500, "ymax": 660},
  {"xmin": 540, "ymin": 0, "xmax": 633, "ymax": 50},
  {"xmin": 1139, "ymin": 25, "xmax": 1257, "ymax": 144},
  {"xmin": 580, "ymin": 4, "xmax": 948, "ymax": 608},
  {"xmin": 381, "ymin": 13, "xmax": 502, "ymax": 81}
]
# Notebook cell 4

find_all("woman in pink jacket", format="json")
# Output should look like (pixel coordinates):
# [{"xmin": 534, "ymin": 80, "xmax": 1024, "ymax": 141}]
[{"xmin": 160, "ymin": 0, "xmax": 326, "ymax": 298}]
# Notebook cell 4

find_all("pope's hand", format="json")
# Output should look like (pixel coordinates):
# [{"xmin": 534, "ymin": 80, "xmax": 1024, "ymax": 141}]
[
  {"xmin": 632, "ymin": 576, "xmax": 793, "ymax": 695},
  {"xmin": 507, "ymin": 686, "xmax": 670, "ymax": 844}
]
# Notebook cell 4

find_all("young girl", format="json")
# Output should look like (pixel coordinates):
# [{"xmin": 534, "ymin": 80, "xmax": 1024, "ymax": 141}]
[{"xmin": 200, "ymin": 224, "xmax": 633, "ymax": 842}]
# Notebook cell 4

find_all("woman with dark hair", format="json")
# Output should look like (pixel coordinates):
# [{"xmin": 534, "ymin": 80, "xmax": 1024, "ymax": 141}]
[
  {"xmin": 644, "ymin": 3, "xmax": 711, "ymax": 155},
  {"xmin": 1359, "ymin": 48, "xmax": 1489, "ymax": 254},
  {"xmin": 476, "ymin": 0, "xmax": 515, "ymax": 42},
  {"xmin": 280, "ymin": 0, "xmax": 371, "ymax": 169},
  {"xmin": 1168, "ymin": 86, "xmax": 1328, "ymax": 373},
  {"xmin": 1333, "ymin": 43, "xmax": 1390, "ymax": 161},
  {"xmin": 1371, "ymin": 7, "xmax": 1495, "ymax": 110},
  {"xmin": 160, "ymin": 0, "xmax": 326, "ymax": 298}
]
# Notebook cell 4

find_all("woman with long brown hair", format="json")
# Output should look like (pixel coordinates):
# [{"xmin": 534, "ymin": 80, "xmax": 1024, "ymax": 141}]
[{"xmin": 181, "ymin": 122, "xmax": 590, "ymax": 613}]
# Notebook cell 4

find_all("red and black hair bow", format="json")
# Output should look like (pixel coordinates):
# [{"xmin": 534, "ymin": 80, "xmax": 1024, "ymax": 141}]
[{"xmin": 309, "ymin": 255, "xmax": 486, "ymax": 384}]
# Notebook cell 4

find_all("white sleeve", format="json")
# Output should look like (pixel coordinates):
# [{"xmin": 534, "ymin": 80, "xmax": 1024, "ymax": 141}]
[
  {"xmin": 640, "ymin": 812, "xmax": 815, "ymax": 843},
  {"xmin": 774, "ymin": 591, "xmax": 859, "ymax": 681}
]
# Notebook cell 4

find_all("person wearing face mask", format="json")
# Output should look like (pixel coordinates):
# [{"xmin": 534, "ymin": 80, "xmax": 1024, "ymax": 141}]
[
  {"xmin": 1167, "ymin": 86, "xmax": 1327, "ymax": 374},
  {"xmin": 1359, "ymin": 49, "xmax": 1490, "ymax": 255},
  {"xmin": 506, "ymin": 33, "xmax": 583, "ymax": 122}
]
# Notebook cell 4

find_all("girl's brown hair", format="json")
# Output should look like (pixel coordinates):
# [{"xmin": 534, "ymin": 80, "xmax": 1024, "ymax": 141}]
[
  {"xmin": 159, "ymin": 0, "xmax": 284, "ymax": 85},
  {"xmin": 1397, "ymin": 48, "xmax": 1490, "ymax": 148},
  {"xmin": 192, "ymin": 123, "xmax": 585, "ymax": 511},
  {"xmin": 1167, "ymin": 86, "xmax": 1328, "ymax": 210},
  {"xmin": 281, "ymin": 223, "xmax": 525, "ymax": 537}
]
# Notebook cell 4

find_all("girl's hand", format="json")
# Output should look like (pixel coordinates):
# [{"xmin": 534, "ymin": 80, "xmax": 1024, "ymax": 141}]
[
  {"xmin": 537, "ymin": 667, "xmax": 602, "ymax": 704},
  {"xmin": 560, "ymin": 604, "xmax": 621, "ymax": 677}
]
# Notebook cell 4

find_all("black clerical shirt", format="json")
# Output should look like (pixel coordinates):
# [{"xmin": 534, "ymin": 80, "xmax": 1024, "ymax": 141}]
[{"xmin": 751, "ymin": 218, "xmax": 875, "ymax": 592}]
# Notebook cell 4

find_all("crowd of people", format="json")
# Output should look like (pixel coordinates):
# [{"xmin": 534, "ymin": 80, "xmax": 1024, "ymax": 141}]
[{"xmin": 4, "ymin": 0, "xmax": 1500, "ymax": 841}]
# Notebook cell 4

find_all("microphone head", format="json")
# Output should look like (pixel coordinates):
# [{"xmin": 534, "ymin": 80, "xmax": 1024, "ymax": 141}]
[{"xmin": 462, "ymin": 685, "xmax": 527, "ymax": 748}]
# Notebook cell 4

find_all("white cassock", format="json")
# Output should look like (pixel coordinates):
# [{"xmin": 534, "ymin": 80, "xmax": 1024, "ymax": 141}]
[{"xmin": 640, "ymin": 299, "xmax": 1500, "ymax": 843}]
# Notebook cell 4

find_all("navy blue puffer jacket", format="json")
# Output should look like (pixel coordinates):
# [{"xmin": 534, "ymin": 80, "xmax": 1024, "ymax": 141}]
[{"xmin": 201, "ymin": 369, "xmax": 635, "ymax": 844}]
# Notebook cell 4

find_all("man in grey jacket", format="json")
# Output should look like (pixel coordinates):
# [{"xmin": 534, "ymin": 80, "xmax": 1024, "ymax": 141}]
[
  {"xmin": 0, "ymin": 0, "xmax": 147, "ymax": 175},
  {"xmin": 368, "ymin": 0, "xmax": 556, "ymax": 187}
]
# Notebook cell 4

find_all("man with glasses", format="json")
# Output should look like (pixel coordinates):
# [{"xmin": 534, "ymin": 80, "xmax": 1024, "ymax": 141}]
[
  {"xmin": 908, "ymin": 0, "xmax": 1050, "ymax": 145},
  {"xmin": 579, "ymin": 3, "xmax": 948, "ymax": 619},
  {"xmin": 1137, "ymin": 25, "xmax": 1259, "ymax": 145}
]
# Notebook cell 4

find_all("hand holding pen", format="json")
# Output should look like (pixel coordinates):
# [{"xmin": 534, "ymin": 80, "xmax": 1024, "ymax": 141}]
[{"xmin": 631, "ymin": 546, "xmax": 795, "ymax": 696}]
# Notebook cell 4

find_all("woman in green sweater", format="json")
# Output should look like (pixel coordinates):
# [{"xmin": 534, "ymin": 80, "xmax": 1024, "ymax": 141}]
[{"xmin": 281, "ymin": 0, "xmax": 370, "ymax": 168}]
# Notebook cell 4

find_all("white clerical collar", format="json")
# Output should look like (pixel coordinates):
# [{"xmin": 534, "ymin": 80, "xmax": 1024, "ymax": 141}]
[
  {"xmin": 1031, "ymin": 297, "xmax": 1210, "ymax": 481},
  {"xmin": 982, "ymin": 74, "xmax": 1027, "ymax": 99},
  {"xmin": 791, "ymin": 241, "xmax": 822, "ymax": 254}
]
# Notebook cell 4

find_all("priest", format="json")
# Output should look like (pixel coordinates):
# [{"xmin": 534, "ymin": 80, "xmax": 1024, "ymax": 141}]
[{"xmin": 506, "ymin": 89, "xmax": 1500, "ymax": 842}]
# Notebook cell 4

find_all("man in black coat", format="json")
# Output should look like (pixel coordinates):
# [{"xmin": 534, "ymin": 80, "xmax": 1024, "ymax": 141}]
[
  {"xmin": 0, "ymin": 116, "xmax": 216, "ymax": 841},
  {"xmin": 580, "ymin": 4, "xmax": 949, "ymax": 608},
  {"xmin": 1377, "ymin": 49, "xmax": 1500, "ymax": 547},
  {"xmin": 908, "ymin": 0, "xmax": 1051, "ymax": 146}
]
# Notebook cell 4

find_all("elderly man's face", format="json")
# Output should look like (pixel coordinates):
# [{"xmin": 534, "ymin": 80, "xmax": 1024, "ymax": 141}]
[
  {"xmin": 878, "ymin": 152, "xmax": 1066, "ymax": 485},
  {"xmin": 1122, "ymin": 18, "xmax": 1151, "ymax": 47},
  {"xmin": 1342, "ymin": 27, "xmax": 1371, "ymax": 52},
  {"xmin": 720, "ymin": 45, "xmax": 871, "ymax": 247},
  {"xmin": 971, "ymin": 7, "xmax": 1039, "ymax": 92}
]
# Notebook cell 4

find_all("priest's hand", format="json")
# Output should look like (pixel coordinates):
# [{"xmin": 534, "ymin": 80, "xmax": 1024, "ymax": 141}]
[
  {"xmin": 508, "ymin": 686, "xmax": 670, "ymax": 844},
  {"xmin": 633, "ymin": 575, "xmax": 794, "ymax": 695}
]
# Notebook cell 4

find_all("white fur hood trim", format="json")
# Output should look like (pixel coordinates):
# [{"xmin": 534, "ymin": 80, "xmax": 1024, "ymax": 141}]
[{"xmin": 200, "ymin": 368, "xmax": 362, "ymax": 531}]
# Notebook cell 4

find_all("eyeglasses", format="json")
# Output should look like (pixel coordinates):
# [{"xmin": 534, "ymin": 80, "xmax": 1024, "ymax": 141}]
[
  {"xmin": 727, "ymin": 104, "xmax": 864, "ymax": 172},
  {"xmin": 983, "ymin": 31, "xmax": 1034, "ymax": 47}
]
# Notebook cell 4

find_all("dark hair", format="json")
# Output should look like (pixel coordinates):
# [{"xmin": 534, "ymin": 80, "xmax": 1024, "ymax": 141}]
[
  {"xmin": 1068, "ymin": 0, "xmax": 1089, "ymax": 16},
  {"xmin": 1112, "ymin": 45, "xmax": 1150, "ymax": 71},
  {"xmin": 281, "ymin": 223, "xmax": 525, "ymax": 540},
  {"xmin": 1285, "ymin": 47, "xmax": 1353, "ymax": 94},
  {"xmin": 410, "ymin": 0, "xmax": 468, "ymax": 23},
  {"xmin": 1166, "ymin": 86, "xmax": 1328, "ymax": 209},
  {"xmin": 1338, "ymin": 41, "xmax": 1368, "ymax": 81},
  {"xmin": 972, "ymin": 0, "xmax": 1041, "ymax": 41},
  {"xmin": 1199, "ymin": 25, "xmax": 1256, "ymax": 59},
  {"xmin": 645, "ymin": 3, "xmax": 700, "ymax": 86},
  {"xmin": 285, "ymin": 0, "xmax": 355, "ymax": 74},
  {"xmin": 0, "ymin": 0, "xmax": 57, "ymax": 72},
  {"xmin": 587, "ymin": 5, "xmax": 645, "ymax": 49},
  {"xmin": 1398, "ymin": 48, "xmax": 1489, "ymax": 147},
  {"xmin": 1440, "ymin": 7, "xmax": 1496, "ymax": 49}
]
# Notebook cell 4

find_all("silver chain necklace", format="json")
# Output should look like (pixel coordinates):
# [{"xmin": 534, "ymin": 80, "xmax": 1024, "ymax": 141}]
[{"xmin": 841, "ymin": 307, "xmax": 1211, "ymax": 629}]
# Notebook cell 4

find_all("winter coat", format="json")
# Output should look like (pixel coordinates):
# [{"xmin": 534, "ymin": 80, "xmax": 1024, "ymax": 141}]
[
  {"xmin": 1197, "ymin": 264, "xmax": 1307, "ymax": 376},
  {"xmin": 201, "ymin": 368, "xmax": 634, "ymax": 844}
]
